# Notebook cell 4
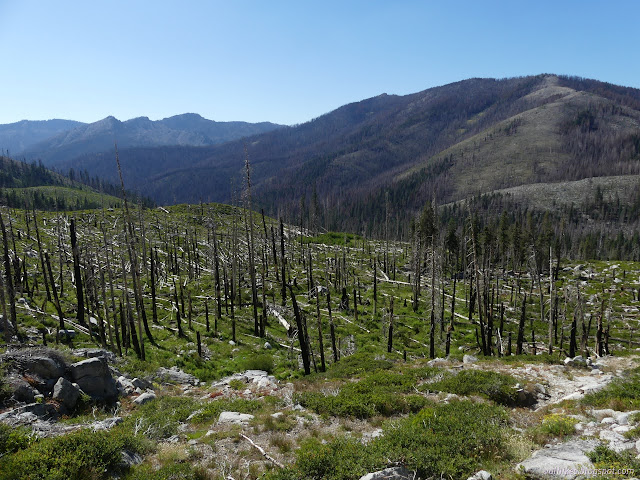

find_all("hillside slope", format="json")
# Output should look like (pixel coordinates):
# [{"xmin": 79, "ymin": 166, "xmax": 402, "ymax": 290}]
[{"xmin": 48, "ymin": 75, "xmax": 640, "ymax": 231}]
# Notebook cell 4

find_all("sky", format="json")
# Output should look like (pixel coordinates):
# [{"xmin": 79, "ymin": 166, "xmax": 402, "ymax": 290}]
[{"xmin": 1, "ymin": 0, "xmax": 639, "ymax": 126}]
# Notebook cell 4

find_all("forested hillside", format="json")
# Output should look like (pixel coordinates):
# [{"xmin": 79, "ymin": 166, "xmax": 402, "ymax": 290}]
[{"xmin": 46, "ymin": 75, "xmax": 640, "ymax": 238}]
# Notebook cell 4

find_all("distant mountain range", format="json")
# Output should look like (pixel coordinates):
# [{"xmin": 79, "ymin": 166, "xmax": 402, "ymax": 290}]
[
  {"xmin": 3, "ymin": 75, "xmax": 640, "ymax": 233},
  {"xmin": 0, "ymin": 114, "xmax": 283, "ymax": 165}
]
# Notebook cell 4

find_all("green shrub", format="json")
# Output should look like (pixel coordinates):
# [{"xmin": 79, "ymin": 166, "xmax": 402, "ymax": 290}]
[
  {"xmin": 296, "ymin": 370, "xmax": 433, "ymax": 418},
  {"xmin": 323, "ymin": 352, "xmax": 393, "ymax": 379},
  {"xmin": 428, "ymin": 370, "xmax": 522, "ymax": 406},
  {"xmin": 588, "ymin": 445, "xmax": 640, "ymax": 478},
  {"xmin": 242, "ymin": 353, "xmax": 275, "ymax": 374},
  {"xmin": 266, "ymin": 436, "xmax": 384, "ymax": 480},
  {"xmin": 125, "ymin": 462, "xmax": 211, "ymax": 480},
  {"xmin": 121, "ymin": 395, "xmax": 200, "ymax": 440},
  {"xmin": 0, "ymin": 428, "xmax": 147, "ymax": 480},
  {"xmin": 0, "ymin": 424, "xmax": 34, "ymax": 455},
  {"xmin": 530, "ymin": 414, "xmax": 578, "ymax": 444},
  {"xmin": 377, "ymin": 400, "xmax": 509, "ymax": 478}
]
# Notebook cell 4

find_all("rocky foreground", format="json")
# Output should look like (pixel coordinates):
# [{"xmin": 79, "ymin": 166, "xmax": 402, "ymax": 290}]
[{"xmin": 1, "ymin": 346, "xmax": 639, "ymax": 479}]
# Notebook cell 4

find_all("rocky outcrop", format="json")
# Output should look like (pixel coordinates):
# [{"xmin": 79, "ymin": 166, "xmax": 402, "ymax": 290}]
[
  {"xmin": 69, "ymin": 357, "xmax": 117, "ymax": 401},
  {"xmin": 516, "ymin": 439, "xmax": 599, "ymax": 479},
  {"xmin": 52, "ymin": 377, "xmax": 81, "ymax": 410}
]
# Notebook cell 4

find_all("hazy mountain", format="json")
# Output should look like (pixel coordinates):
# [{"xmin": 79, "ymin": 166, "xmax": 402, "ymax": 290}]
[
  {"xmin": 54, "ymin": 75, "xmax": 640, "ymax": 231},
  {"xmin": 19, "ymin": 114, "xmax": 283, "ymax": 166},
  {"xmin": 0, "ymin": 119, "xmax": 85, "ymax": 156}
]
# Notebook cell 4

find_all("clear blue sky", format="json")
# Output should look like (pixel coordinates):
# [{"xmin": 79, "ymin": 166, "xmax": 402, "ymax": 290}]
[{"xmin": 1, "ymin": 0, "xmax": 638, "ymax": 126}]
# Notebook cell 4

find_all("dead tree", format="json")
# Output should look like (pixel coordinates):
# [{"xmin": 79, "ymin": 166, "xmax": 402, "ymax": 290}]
[{"xmin": 70, "ymin": 218, "xmax": 85, "ymax": 326}]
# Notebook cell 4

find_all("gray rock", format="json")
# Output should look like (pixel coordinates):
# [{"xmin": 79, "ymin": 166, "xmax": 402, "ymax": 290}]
[
  {"xmin": 359, "ymin": 466, "xmax": 413, "ymax": 480},
  {"xmin": 467, "ymin": 471, "xmax": 492, "ymax": 480},
  {"xmin": 52, "ymin": 377, "xmax": 81, "ymax": 410},
  {"xmin": 92, "ymin": 417, "xmax": 123, "ymax": 431},
  {"xmin": 218, "ymin": 411, "xmax": 254, "ymax": 425},
  {"xmin": 120, "ymin": 449, "xmax": 143, "ymax": 468},
  {"xmin": 155, "ymin": 367, "xmax": 199, "ymax": 386},
  {"xmin": 7, "ymin": 376, "xmax": 37, "ymax": 403},
  {"xmin": 131, "ymin": 377, "xmax": 153, "ymax": 390},
  {"xmin": 264, "ymin": 342, "xmax": 272, "ymax": 349},
  {"xmin": 21, "ymin": 355, "xmax": 65, "ymax": 380},
  {"xmin": 69, "ymin": 357, "xmax": 117, "ymax": 401},
  {"xmin": 517, "ymin": 439, "xmax": 599, "ymax": 479},
  {"xmin": 463, "ymin": 354, "xmax": 478, "ymax": 364},
  {"xmin": 133, "ymin": 392, "xmax": 156, "ymax": 405}
]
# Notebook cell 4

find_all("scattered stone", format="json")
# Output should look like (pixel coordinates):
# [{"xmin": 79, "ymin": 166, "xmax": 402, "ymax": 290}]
[
  {"xmin": 264, "ymin": 342, "xmax": 272, "ymax": 349},
  {"xmin": 218, "ymin": 411, "xmax": 254, "ymax": 425},
  {"xmin": 133, "ymin": 392, "xmax": 156, "ymax": 405},
  {"xmin": 517, "ymin": 439, "xmax": 598, "ymax": 479},
  {"xmin": 361, "ymin": 428, "xmax": 384, "ymax": 444},
  {"xmin": 52, "ymin": 377, "xmax": 81, "ymax": 410},
  {"xmin": 359, "ymin": 466, "xmax": 413, "ymax": 480},
  {"xmin": 599, "ymin": 429, "xmax": 635, "ymax": 453}
]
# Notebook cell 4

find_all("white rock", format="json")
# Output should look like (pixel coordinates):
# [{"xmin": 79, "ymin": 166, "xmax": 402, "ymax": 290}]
[{"xmin": 218, "ymin": 411, "xmax": 254, "ymax": 425}]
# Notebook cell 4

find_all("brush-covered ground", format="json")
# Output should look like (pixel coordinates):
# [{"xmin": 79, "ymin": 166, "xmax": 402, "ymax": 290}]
[{"xmin": 1, "ymin": 203, "xmax": 640, "ymax": 480}]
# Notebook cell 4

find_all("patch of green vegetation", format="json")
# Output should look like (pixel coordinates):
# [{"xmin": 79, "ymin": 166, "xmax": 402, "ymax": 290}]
[
  {"xmin": 427, "ymin": 369, "xmax": 523, "ymax": 406},
  {"xmin": 530, "ymin": 414, "xmax": 578, "ymax": 444},
  {"xmin": 582, "ymin": 370, "xmax": 640, "ymax": 411},
  {"xmin": 268, "ymin": 400, "xmax": 511, "ymax": 480},
  {"xmin": 296, "ymin": 369, "xmax": 436, "ymax": 418},
  {"xmin": 322, "ymin": 351, "xmax": 394, "ymax": 379},
  {"xmin": 228, "ymin": 378, "xmax": 246, "ymax": 390},
  {"xmin": 242, "ymin": 353, "xmax": 275, "ymax": 373},
  {"xmin": 306, "ymin": 231, "xmax": 362, "ymax": 246},
  {"xmin": 0, "ymin": 428, "xmax": 148, "ymax": 480},
  {"xmin": 587, "ymin": 445, "xmax": 640, "ymax": 479},
  {"xmin": 121, "ymin": 395, "xmax": 200, "ymax": 440},
  {"xmin": 0, "ymin": 424, "xmax": 35, "ymax": 456},
  {"xmin": 266, "ymin": 436, "xmax": 384, "ymax": 480},
  {"xmin": 188, "ymin": 398, "xmax": 264, "ymax": 425},
  {"xmin": 125, "ymin": 462, "xmax": 211, "ymax": 480}
]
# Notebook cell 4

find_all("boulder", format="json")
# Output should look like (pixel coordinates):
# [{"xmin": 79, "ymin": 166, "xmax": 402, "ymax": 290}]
[
  {"xmin": 359, "ymin": 466, "xmax": 413, "ymax": 480},
  {"xmin": 463, "ymin": 354, "xmax": 478, "ymax": 364},
  {"xmin": 52, "ymin": 377, "xmax": 81, "ymax": 410},
  {"xmin": 516, "ymin": 439, "xmax": 599, "ymax": 479},
  {"xmin": 6, "ymin": 376, "xmax": 37, "ymax": 403},
  {"xmin": 155, "ymin": 367, "xmax": 199, "ymax": 386},
  {"xmin": 133, "ymin": 392, "xmax": 156, "ymax": 405},
  {"xmin": 17, "ymin": 355, "xmax": 65, "ymax": 380},
  {"xmin": 467, "ymin": 471, "xmax": 492, "ymax": 480},
  {"xmin": 218, "ymin": 411, "xmax": 254, "ymax": 425},
  {"xmin": 69, "ymin": 357, "xmax": 117, "ymax": 401}
]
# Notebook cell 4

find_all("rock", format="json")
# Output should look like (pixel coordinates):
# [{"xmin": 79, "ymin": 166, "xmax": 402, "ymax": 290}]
[
  {"xmin": 601, "ymin": 417, "xmax": 616, "ymax": 424},
  {"xmin": 52, "ymin": 377, "xmax": 81, "ymax": 410},
  {"xmin": 467, "ymin": 471, "xmax": 492, "ymax": 480},
  {"xmin": 615, "ymin": 411, "xmax": 638, "ymax": 425},
  {"xmin": 73, "ymin": 348, "xmax": 116, "ymax": 363},
  {"xmin": 427, "ymin": 357, "xmax": 448, "ymax": 366},
  {"xmin": 131, "ymin": 377, "xmax": 153, "ymax": 390},
  {"xmin": 21, "ymin": 355, "xmax": 65, "ymax": 380},
  {"xmin": 92, "ymin": 417, "xmax": 123, "ymax": 431},
  {"xmin": 218, "ymin": 411, "xmax": 254, "ymax": 425},
  {"xmin": 516, "ymin": 439, "xmax": 599, "ymax": 479},
  {"xmin": 120, "ymin": 450, "xmax": 144, "ymax": 468},
  {"xmin": 69, "ymin": 357, "xmax": 118, "ymax": 401},
  {"xmin": 155, "ymin": 367, "xmax": 199, "ymax": 386},
  {"xmin": 463, "ymin": 354, "xmax": 478, "ymax": 364},
  {"xmin": 228, "ymin": 340, "xmax": 236, "ymax": 346},
  {"xmin": 264, "ymin": 342, "xmax": 272, "ymax": 349},
  {"xmin": 133, "ymin": 392, "xmax": 157, "ymax": 405},
  {"xmin": 6, "ymin": 376, "xmax": 37, "ymax": 403},
  {"xmin": 57, "ymin": 329, "xmax": 77, "ymax": 339},
  {"xmin": 359, "ymin": 466, "xmax": 413, "ymax": 480},
  {"xmin": 599, "ymin": 429, "xmax": 635, "ymax": 452},
  {"xmin": 361, "ymin": 428, "xmax": 384, "ymax": 444}
]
